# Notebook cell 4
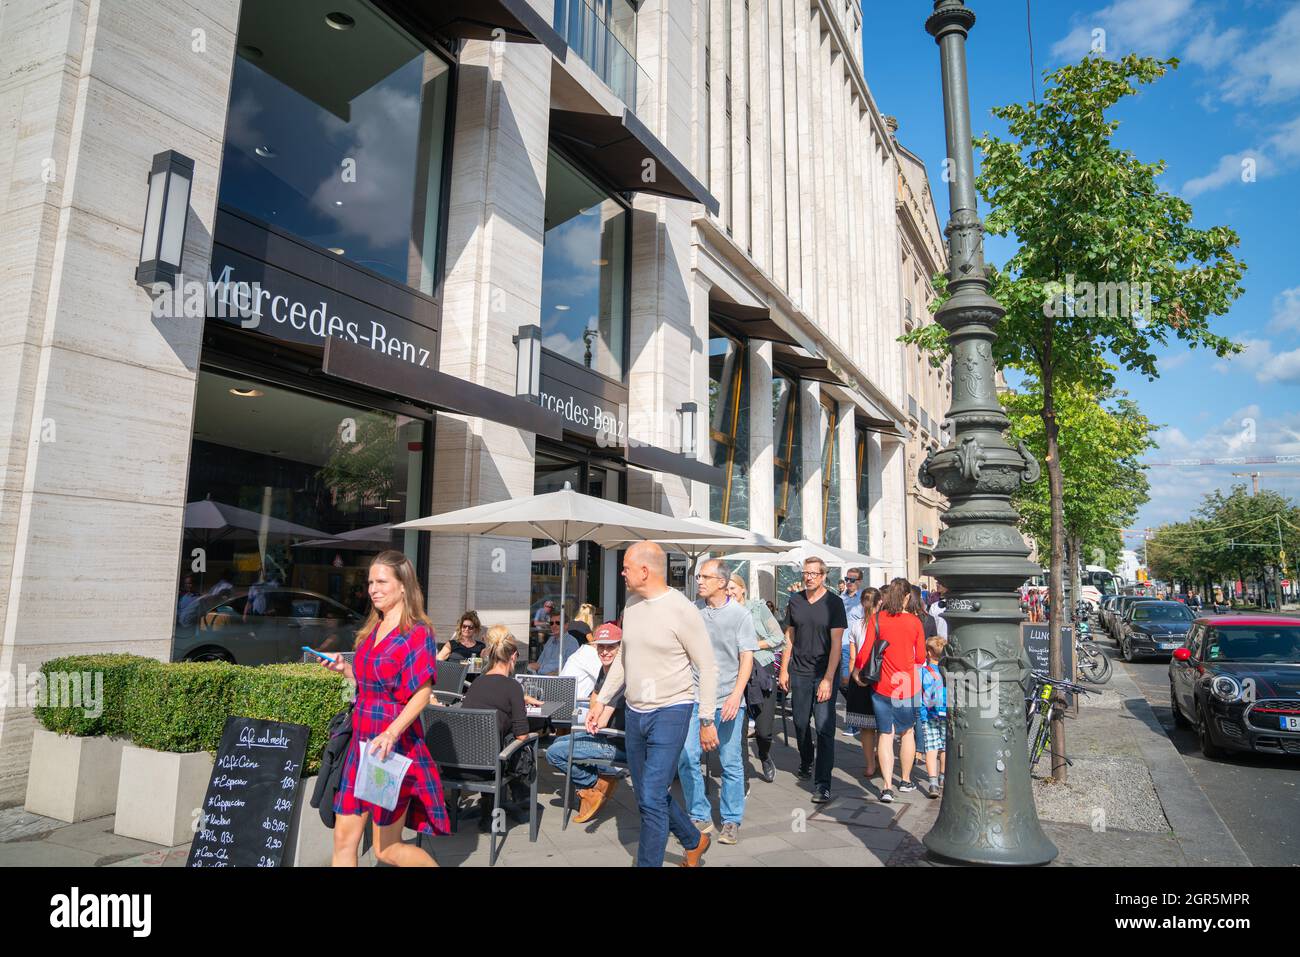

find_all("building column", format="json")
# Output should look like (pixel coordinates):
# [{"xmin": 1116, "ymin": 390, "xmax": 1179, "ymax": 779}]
[
  {"xmin": 836, "ymin": 402, "xmax": 858, "ymax": 553},
  {"xmin": 748, "ymin": 338, "xmax": 775, "ymax": 601},
  {"xmin": 880, "ymin": 435, "xmax": 910, "ymax": 582},
  {"xmin": 689, "ymin": 272, "xmax": 713, "ymax": 518},
  {"xmin": 0, "ymin": 0, "xmax": 241, "ymax": 800},
  {"xmin": 432, "ymin": 38, "xmax": 553, "ymax": 644}
]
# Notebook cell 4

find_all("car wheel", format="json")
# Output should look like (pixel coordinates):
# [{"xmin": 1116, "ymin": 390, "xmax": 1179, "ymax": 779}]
[
  {"xmin": 1195, "ymin": 702, "xmax": 1227, "ymax": 759},
  {"xmin": 1122, "ymin": 636, "xmax": 1135, "ymax": 662},
  {"xmin": 1170, "ymin": 681, "xmax": 1190, "ymax": 728},
  {"xmin": 186, "ymin": 647, "xmax": 234, "ymax": 664}
]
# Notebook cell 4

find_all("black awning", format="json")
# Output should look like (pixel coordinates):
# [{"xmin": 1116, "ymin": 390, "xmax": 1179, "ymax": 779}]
[
  {"xmin": 772, "ymin": 343, "xmax": 842, "ymax": 385},
  {"xmin": 626, "ymin": 442, "xmax": 725, "ymax": 486},
  {"xmin": 386, "ymin": 0, "xmax": 568, "ymax": 61},
  {"xmin": 709, "ymin": 300, "xmax": 800, "ymax": 346},
  {"xmin": 550, "ymin": 109, "xmax": 719, "ymax": 214},
  {"xmin": 323, "ymin": 337, "xmax": 564, "ymax": 439}
]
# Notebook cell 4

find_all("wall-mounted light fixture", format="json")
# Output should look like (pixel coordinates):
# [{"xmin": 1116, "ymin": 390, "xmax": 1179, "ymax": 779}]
[
  {"xmin": 135, "ymin": 150, "xmax": 194, "ymax": 287},
  {"xmin": 514, "ymin": 324, "xmax": 542, "ymax": 399},
  {"xmin": 679, "ymin": 402, "xmax": 698, "ymax": 458}
]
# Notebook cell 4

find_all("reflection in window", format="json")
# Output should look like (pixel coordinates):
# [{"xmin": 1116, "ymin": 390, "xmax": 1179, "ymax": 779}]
[
  {"xmin": 821, "ymin": 397, "xmax": 840, "ymax": 548},
  {"xmin": 540, "ymin": 151, "xmax": 629, "ymax": 380},
  {"xmin": 856, "ymin": 430, "xmax": 870, "ymax": 551},
  {"xmin": 173, "ymin": 371, "xmax": 426, "ymax": 664},
  {"xmin": 218, "ymin": 0, "xmax": 450, "ymax": 293},
  {"xmin": 709, "ymin": 329, "xmax": 749, "ymax": 529},
  {"xmin": 773, "ymin": 375, "xmax": 802, "ymax": 542}
]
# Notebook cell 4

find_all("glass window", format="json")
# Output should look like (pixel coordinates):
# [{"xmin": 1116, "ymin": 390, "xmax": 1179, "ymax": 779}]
[
  {"xmin": 821, "ymin": 397, "xmax": 840, "ymax": 548},
  {"xmin": 855, "ymin": 429, "xmax": 870, "ymax": 551},
  {"xmin": 219, "ymin": 0, "xmax": 451, "ymax": 293},
  {"xmin": 173, "ymin": 370, "xmax": 426, "ymax": 664},
  {"xmin": 541, "ymin": 150, "xmax": 629, "ymax": 380},
  {"xmin": 773, "ymin": 375, "xmax": 802, "ymax": 542},
  {"xmin": 709, "ymin": 329, "xmax": 749, "ymax": 529}
]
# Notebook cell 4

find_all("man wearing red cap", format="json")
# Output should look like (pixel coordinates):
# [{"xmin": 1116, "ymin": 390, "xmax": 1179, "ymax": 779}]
[{"xmin": 544, "ymin": 622, "xmax": 627, "ymax": 824}]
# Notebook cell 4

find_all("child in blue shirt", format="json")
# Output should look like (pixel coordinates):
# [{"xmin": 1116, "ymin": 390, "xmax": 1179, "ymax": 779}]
[{"xmin": 917, "ymin": 636, "xmax": 947, "ymax": 797}]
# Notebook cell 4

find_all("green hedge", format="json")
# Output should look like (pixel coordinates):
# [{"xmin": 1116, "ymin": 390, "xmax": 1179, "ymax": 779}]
[
  {"xmin": 229, "ymin": 664, "xmax": 347, "ymax": 776},
  {"xmin": 32, "ymin": 654, "xmax": 154, "ymax": 737},
  {"xmin": 35, "ymin": 657, "xmax": 349, "ymax": 773},
  {"xmin": 124, "ymin": 661, "xmax": 242, "ymax": 754}
]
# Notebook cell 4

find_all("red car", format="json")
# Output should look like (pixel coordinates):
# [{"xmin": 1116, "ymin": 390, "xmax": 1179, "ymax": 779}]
[{"xmin": 1169, "ymin": 615, "xmax": 1300, "ymax": 758}]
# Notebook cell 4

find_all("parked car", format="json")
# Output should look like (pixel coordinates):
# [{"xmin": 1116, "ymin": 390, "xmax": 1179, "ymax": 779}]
[
  {"xmin": 172, "ymin": 588, "xmax": 364, "ymax": 665},
  {"xmin": 1107, "ymin": 595, "xmax": 1160, "ymax": 640},
  {"xmin": 1118, "ymin": 600, "xmax": 1196, "ymax": 662},
  {"xmin": 1170, "ymin": 616, "xmax": 1300, "ymax": 758},
  {"xmin": 1098, "ymin": 594, "xmax": 1120, "ymax": 632}
]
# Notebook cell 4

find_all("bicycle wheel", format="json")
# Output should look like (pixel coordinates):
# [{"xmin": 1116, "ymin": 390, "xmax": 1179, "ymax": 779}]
[
  {"xmin": 1026, "ymin": 709, "xmax": 1049, "ymax": 770},
  {"xmin": 1077, "ymin": 644, "xmax": 1112, "ymax": 685}
]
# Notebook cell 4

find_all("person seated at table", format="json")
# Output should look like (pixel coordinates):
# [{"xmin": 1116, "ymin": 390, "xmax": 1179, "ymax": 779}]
[
  {"xmin": 530, "ymin": 611, "xmax": 581, "ymax": 674},
  {"xmin": 461, "ymin": 626, "xmax": 542, "ymax": 828},
  {"xmin": 438, "ymin": 610, "xmax": 485, "ymax": 662},
  {"xmin": 557, "ymin": 624, "xmax": 603, "ymax": 702},
  {"xmin": 544, "ymin": 622, "xmax": 627, "ymax": 824}
]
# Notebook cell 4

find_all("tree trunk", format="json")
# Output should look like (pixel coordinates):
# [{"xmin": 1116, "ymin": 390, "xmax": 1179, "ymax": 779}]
[{"xmin": 1041, "ymin": 368, "xmax": 1067, "ymax": 784}]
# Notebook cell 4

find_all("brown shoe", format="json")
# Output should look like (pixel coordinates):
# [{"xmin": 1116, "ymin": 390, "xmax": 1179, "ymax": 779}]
[
  {"xmin": 680, "ymin": 831, "xmax": 710, "ymax": 867},
  {"xmin": 573, "ymin": 774, "xmax": 619, "ymax": 824}
]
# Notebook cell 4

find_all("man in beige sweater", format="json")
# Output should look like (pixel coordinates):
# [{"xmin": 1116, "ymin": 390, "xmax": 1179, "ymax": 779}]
[{"xmin": 587, "ymin": 541, "xmax": 717, "ymax": 867}]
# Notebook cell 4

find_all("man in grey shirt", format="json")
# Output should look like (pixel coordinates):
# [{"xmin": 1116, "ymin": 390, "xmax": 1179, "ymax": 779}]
[{"xmin": 676, "ymin": 558, "xmax": 758, "ymax": 845}]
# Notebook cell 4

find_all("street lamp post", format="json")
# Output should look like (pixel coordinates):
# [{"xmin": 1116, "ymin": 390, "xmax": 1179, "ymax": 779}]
[{"xmin": 920, "ymin": 0, "xmax": 1057, "ymax": 865}]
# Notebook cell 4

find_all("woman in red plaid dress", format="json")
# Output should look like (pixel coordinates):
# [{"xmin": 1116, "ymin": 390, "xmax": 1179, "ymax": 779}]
[{"xmin": 325, "ymin": 550, "xmax": 449, "ymax": 866}]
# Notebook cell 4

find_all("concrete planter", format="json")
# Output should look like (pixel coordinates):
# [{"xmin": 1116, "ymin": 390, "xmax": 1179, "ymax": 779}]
[
  {"xmin": 113, "ymin": 745, "xmax": 213, "ymax": 847},
  {"xmin": 24, "ymin": 729, "xmax": 127, "ymax": 823}
]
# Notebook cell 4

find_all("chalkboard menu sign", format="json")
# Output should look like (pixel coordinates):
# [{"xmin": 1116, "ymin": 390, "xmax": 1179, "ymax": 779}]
[
  {"xmin": 1021, "ymin": 623, "xmax": 1074, "ymax": 678},
  {"xmin": 187, "ymin": 717, "xmax": 310, "ymax": 868}
]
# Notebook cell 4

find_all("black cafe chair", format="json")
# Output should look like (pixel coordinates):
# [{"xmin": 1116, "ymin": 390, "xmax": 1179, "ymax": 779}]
[
  {"xmin": 561, "ymin": 727, "xmax": 628, "ymax": 831},
  {"xmin": 433, "ymin": 660, "xmax": 468, "ymax": 696},
  {"xmin": 421, "ymin": 706, "xmax": 539, "ymax": 867},
  {"xmin": 516, "ymin": 675, "xmax": 577, "ymax": 729}
]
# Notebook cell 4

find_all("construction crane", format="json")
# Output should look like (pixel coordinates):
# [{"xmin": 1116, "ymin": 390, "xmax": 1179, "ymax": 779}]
[{"xmin": 1230, "ymin": 470, "xmax": 1298, "ymax": 496}]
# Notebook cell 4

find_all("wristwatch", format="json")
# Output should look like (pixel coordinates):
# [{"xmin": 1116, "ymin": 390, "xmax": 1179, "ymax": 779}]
[{"xmin": 699, "ymin": 717, "xmax": 715, "ymax": 728}]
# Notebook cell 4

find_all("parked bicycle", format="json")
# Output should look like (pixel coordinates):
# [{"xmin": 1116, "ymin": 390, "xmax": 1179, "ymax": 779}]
[{"xmin": 1024, "ymin": 671, "xmax": 1094, "ymax": 771}]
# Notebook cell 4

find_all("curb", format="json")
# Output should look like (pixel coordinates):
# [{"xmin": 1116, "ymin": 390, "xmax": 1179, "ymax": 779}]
[{"xmin": 1109, "ymin": 661, "xmax": 1251, "ymax": 866}]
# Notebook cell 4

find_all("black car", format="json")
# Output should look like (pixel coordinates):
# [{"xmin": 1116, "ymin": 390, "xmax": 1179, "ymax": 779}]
[
  {"xmin": 1118, "ymin": 600, "xmax": 1194, "ymax": 661},
  {"xmin": 1169, "ymin": 616, "xmax": 1300, "ymax": 758},
  {"xmin": 1107, "ymin": 595, "xmax": 1160, "ymax": 640}
]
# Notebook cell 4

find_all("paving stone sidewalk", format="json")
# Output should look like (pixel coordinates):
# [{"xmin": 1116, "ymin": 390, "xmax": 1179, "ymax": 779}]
[{"xmin": 0, "ymin": 670, "xmax": 1246, "ymax": 866}]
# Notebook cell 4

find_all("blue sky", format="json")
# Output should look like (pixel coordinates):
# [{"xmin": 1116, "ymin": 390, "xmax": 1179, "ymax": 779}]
[{"xmin": 862, "ymin": 0, "xmax": 1300, "ymax": 552}]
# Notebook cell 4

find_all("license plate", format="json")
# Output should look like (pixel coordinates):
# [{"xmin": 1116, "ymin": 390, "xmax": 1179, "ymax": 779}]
[
  {"xmin": 1159, "ymin": 642, "xmax": 1180, "ymax": 650},
  {"xmin": 1283, "ymin": 716, "xmax": 1300, "ymax": 732}
]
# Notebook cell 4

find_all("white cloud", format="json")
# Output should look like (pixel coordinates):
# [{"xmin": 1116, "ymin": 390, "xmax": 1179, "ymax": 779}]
[
  {"xmin": 1219, "ymin": 5, "xmax": 1300, "ymax": 105},
  {"xmin": 1051, "ymin": 0, "xmax": 1196, "ymax": 61},
  {"xmin": 1255, "ymin": 347, "xmax": 1300, "ymax": 385},
  {"xmin": 1160, "ymin": 351, "xmax": 1191, "ymax": 371},
  {"xmin": 1184, "ymin": 24, "xmax": 1246, "ymax": 69},
  {"xmin": 1269, "ymin": 287, "xmax": 1300, "ymax": 334}
]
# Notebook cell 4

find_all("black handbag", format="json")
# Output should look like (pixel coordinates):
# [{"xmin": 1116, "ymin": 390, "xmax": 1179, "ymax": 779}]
[
  {"xmin": 853, "ymin": 614, "xmax": 888, "ymax": 687},
  {"xmin": 309, "ymin": 703, "xmax": 354, "ymax": 829}
]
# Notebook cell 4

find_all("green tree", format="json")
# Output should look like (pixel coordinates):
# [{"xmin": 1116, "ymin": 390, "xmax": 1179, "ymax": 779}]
[
  {"xmin": 904, "ymin": 54, "xmax": 1245, "ymax": 780},
  {"xmin": 1003, "ymin": 376, "xmax": 1157, "ymax": 595}
]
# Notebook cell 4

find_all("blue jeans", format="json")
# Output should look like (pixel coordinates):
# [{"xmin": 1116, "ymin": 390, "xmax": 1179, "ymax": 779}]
[
  {"xmin": 676, "ymin": 704, "xmax": 746, "ymax": 826},
  {"xmin": 789, "ymin": 670, "xmax": 838, "ymax": 789},
  {"xmin": 544, "ymin": 732, "xmax": 626, "ymax": 789},
  {"xmin": 624, "ymin": 703, "xmax": 701, "ymax": 867}
]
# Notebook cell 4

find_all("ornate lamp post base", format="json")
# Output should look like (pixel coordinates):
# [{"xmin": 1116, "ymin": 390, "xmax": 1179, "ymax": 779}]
[{"xmin": 920, "ymin": 0, "xmax": 1058, "ymax": 866}]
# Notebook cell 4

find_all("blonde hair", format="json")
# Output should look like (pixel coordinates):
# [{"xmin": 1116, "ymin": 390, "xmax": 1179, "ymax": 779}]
[
  {"xmin": 482, "ymin": 625, "xmax": 519, "ymax": 670},
  {"xmin": 574, "ymin": 603, "xmax": 596, "ymax": 629},
  {"xmin": 729, "ymin": 573, "xmax": 747, "ymax": 598},
  {"xmin": 926, "ymin": 636, "xmax": 947, "ymax": 660},
  {"xmin": 354, "ymin": 550, "xmax": 433, "ymax": 646}
]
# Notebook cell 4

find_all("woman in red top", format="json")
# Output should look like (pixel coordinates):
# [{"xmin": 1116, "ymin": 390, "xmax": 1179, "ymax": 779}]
[
  {"xmin": 324, "ymin": 550, "xmax": 449, "ymax": 866},
  {"xmin": 851, "ymin": 578, "xmax": 927, "ymax": 803}
]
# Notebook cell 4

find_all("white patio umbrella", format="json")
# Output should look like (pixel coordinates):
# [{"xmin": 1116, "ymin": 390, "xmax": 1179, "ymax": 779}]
[
  {"xmin": 184, "ymin": 496, "xmax": 328, "ymax": 540},
  {"xmin": 725, "ymin": 538, "xmax": 890, "ymax": 573},
  {"xmin": 292, "ymin": 523, "xmax": 393, "ymax": 550},
  {"xmin": 530, "ymin": 543, "xmax": 580, "ymax": 562},
  {"xmin": 604, "ymin": 511, "xmax": 796, "ymax": 593},
  {"xmin": 394, "ymin": 482, "xmax": 742, "ymax": 666}
]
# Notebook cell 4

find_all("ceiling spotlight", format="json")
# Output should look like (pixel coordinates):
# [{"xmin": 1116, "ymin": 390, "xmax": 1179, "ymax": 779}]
[
  {"xmin": 229, "ymin": 387, "xmax": 263, "ymax": 398},
  {"xmin": 325, "ymin": 11, "xmax": 356, "ymax": 30},
  {"xmin": 592, "ymin": 258, "xmax": 609, "ymax": 266},
  {"xmin": 327, "ymin": 247, "xmax": 345, "ymax": 255},
  {"xmin": 254, "ymin": 145, "xmax": 276, "ymax": 158},
  {"xmin": 239, "ymin": 44, "xmax": 264, "ymax": 60},
  {"xmin": 554, "ymin": 304, "xmax": 570, "ymax": 311},
  {"xmin": 334, "ymin": 200, "xmax": 343, "ymax": 206}
]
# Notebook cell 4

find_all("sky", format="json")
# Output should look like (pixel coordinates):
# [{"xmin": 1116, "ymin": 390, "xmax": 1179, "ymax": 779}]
[{"xmin": 861, "ymin": 0, "xmax": 1300, "ymax": 555}]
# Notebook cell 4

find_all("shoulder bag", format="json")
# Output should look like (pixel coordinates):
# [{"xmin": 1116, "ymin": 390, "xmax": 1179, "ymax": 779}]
[{"xmin": 853, "ymin": 614, "xmax": 889, "ymax": 687}]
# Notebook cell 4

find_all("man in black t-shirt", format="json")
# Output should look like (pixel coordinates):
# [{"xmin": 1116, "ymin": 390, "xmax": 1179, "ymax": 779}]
[{"xmin": 779, "ymin": 557, "xmax": 847, "ymax": 802}]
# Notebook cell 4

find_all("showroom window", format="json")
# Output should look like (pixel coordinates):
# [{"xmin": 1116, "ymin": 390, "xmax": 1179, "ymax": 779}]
[
  {"xmin": 856, "ymin": 429, "xmax": 870, "ymax": 551},
  {"xmin": 218, "ymin": 0, "xmax": 451, "ymax": 294},
  {"xmin": 709, "ymin": 328, "xmax": 749, "ymax": 529},
  {"xmin": 172, "ymin": 370, "xmax": 427, "ymax": 665},
  {"xmin": 821, "ymin": 395, "xmax": 840, "ymax": 548},
  {"xmin": 540, "ymin": 149, "xmax": 630, "ymax": 380}
]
